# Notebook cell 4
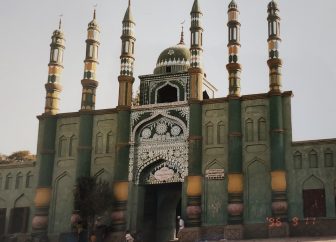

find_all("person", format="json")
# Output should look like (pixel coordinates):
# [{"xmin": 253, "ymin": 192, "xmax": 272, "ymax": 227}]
[
  {"xmin": 176, "ymin": 216, "xmax": 185, "ymax": 237},
  {"xmin": 125, "ymin": 230, "xmax": 134, "ymax": 242}
]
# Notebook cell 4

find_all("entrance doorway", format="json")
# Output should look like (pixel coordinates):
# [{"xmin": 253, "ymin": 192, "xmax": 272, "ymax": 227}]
[{"xmin": 141, "ymin": 183, "xmax": 182, "ymax": 242}]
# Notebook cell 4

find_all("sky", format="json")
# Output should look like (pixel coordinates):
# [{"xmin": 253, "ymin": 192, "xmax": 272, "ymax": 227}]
[{"xmin": 0, "ymin": 0, "xmax": 336, "ymax": 155}]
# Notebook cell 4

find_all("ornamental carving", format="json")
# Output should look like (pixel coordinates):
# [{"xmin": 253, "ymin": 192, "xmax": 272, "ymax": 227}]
[{"xmin": 129, "ymin": 104, "xmax": 189, "ymax": 184}]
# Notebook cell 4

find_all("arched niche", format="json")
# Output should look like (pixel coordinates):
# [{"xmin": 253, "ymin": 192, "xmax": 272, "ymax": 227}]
[
  {"xmin": 203, "ymin": 160, "xmax": 226, "ymax": 225},
  {"xmin": 156, "ymin": 84, "xmax": 178, "ymax": 103},
  {"xmin": 302, "ymin": 175, "xmax": 326, "ymax": 218},
  {"xmin": 246, "ymin": 159, "xmax": 271, "ymax": 222}
]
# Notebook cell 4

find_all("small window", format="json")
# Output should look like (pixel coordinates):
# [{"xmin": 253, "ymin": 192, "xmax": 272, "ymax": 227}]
[
  {"xmin": 5, "ymin": 174, "xmax": 13, "ymax": 190},
  {"xmin": 245, "ymin": 119, "xmax": 254, "ymax": 142},
  {"xmin": 309, "ymin": 150, "xmax": 318, "ymax": 168},
  {"xmin": 166, "ymin": 66, "xmax": 172, "ymax": 73},
  {"xmin": 325, "ymin": 149, "xmax": 334, "ymax": 167},
  {"xmin": 258, "ymin": 118, "xmax": 267, "ymax": 141},
  {"xmin": 52, "ymin": 48, "xmax": 59, "ymax": 62},
  {"xmin": 106, "ymin": 132, "xmax": 114, "ymax": 153},
  {"xmin": 26, "ymin": 172, "xmax": 33, "ymax": 188},
  {"xmin": 293, "ymin": 151, "xmax": 302, "ymax": 169},
  {"xmin": 206, "ymin": 122, "xmax": 214, "ymax": 145},
  {"xmin": 15, "ymin": 173, "xmax": 23, "ymax": 190},
  {"xmin": 69, "ymin": 136, "xmax": 77, "ymax": 157},
  {"xmin": 89, "ymin": 45, "xmax": 93, "ymax": 58},
  {"xmin": 96, "ymin": 133, "xmax": 104, "ymax": 154}
]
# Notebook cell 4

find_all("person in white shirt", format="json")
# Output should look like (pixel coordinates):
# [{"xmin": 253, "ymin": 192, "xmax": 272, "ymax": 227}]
[{"xmin": 125, "ymin": 230, "xmax": 134, "ymax": 242}]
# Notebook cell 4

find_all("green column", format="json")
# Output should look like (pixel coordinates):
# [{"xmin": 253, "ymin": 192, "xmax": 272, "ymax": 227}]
[
  {"xmin": 186, "ymin": 101, "xmax": 203, "ymax": 228},
  {"xmin": 227, "ymin": 98, "xmax": 244, "ymax": 225},
  {"xmin": 111, "ymin": 108, "xmax": 131, "ymax": 233},
  {"xmin": 75, "ymin": 113, "xmax": 94, "ymax": 178},
  {"xmin": 31, "ymin": 116, "xmax": 57, "ymax": 239}
]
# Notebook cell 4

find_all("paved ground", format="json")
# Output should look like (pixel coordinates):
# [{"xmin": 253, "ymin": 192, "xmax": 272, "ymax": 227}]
[{"xmin": 212, "ymin": 237, "xmax": 336, "ymax": 242}]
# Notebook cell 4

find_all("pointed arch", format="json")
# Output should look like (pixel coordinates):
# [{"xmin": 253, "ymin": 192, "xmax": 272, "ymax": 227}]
[
  {"xmin": 309, "ymin": 149, "xmax": 318, "ymax": 168},
  {"xmin": 258, "ymin": 117, "xmax": 267, "ymax": 141},
  {"xmin": 217, "ymin": 121, "xmax": 225, "ymax": 145},
  {"xmin": 69, "ymin": 135, "xmax": 77, "ymax": 157},
  {"xmin": 324, "ymin": 148, "xmax": 334, "ymax": 167},
  {"xmin": 206, "ymin": 122, "xmax": 214, "ymax": 145},
  {"xmin": 293, "ymin": 151, "xmax": 302, "ymax": 169},
  {"xmin": 106, "ymin": 131, "xmax": 114, "ymax": 153},
  {"xmin": 303, "ymin": 175, "xmax": 324, "ymax": 190},
  {"xmin": 58, "ymin": 135, "xmax": 67, "ymax": 157},
  {"xmin": 5, "ymin": 173, "xmax": 13, "ymax": 190},
  {"xmin": 156, "ymin": 83, "xmax": 179, "ymax": 103},
  {"xmin": 15, "ymin": 172, "xmax": 23, "ymax": 189},
  {"xmin": 14, "ymin": 193, "xmax": 30, "ymax": 207},
  {"xmin": 94, "ymin": 168, "xmax": 110, "ymax": 183},
  {"xmin": 95, "ymin": 132, "xmax": 104, "ymax": 154},
  {"xmin": 245, "ymin": 118, "xmax": 254, "ymax": 142},
  {"xmin": 26, "ymin": 171, "xmax": 33, "ymax": 188}
]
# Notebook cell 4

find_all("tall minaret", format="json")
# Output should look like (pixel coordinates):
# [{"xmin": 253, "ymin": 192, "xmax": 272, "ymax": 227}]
[
  {"xmin": 226, "ymin": 0, "xmax": 244, "ymax": 233},
  {"xmin": 111, "ymin": 0, "xmax": 136, "ymax": 236},
  {"xmin": 267, "ymin": 0, "xmax": 288, "ymax": 231},
  {"xmin": 31, "ymin": 19, "xmax": 65, "ymax": 240},
  {"xmin": 227, "ymin": 0, "xmax": 241, "ymax": 97},
  {"xmin": 267, "ymin": 0, "xmax": 282, "ymax": 93},
  {"xmin": 185, "ymin": 0, "xmax": 204, "ymax": 232},
  {"xmin": 44, "ymin": 19, "xmax": 65, "ymax": 115},
  {"xmin": 80, "ymin": 9, "xmax": 100, "ymax": 110},
  {"xmin": 189, "ymin": 0, "xmax": 204, "ymax": 100},
  {"xmin": 118, "ymin": 0, "xmax": 135, "ymax": 107}
]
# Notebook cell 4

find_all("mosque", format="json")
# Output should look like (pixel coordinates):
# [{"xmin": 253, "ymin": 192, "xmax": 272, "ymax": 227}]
[{"xmin": 1, "ymin": 0, "xmax": 336, "ymax": 241}]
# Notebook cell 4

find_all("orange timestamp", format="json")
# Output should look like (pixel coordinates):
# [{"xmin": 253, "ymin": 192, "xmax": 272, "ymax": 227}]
[{"xmin": 266, "ymin": 216, "xmax": 317, "ymax": 228}]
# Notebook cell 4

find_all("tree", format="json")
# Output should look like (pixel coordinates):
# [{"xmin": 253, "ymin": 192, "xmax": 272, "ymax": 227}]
[
  {"xmin": 73, "ymin": 176, "xmax": 113, "ymax": 241},
  {"xmin": 8, "ymin": 150, "xmax": 35, "ymax": 161}
]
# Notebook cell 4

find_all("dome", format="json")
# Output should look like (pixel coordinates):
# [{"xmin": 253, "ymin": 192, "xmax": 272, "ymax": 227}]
[
  {"xmin": 268, "ymin": 0, "xmax": 278, "ymax": 9},
  {"xmin": 228, "ymin": 0, "xmax": 238, "ymax": 9},
  {"xmin": 154, "ymin": 43, "xmax": 190, "ymax": 75}
]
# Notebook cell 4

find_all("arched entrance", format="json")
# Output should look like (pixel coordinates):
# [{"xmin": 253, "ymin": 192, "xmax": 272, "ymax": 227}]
[
  {"xmin": 302, "ymin": 175, "xmax": 326, "ymax": 217},
  {"xmin": 141, "ymin": 183, "xmax": 182, "ymax": 242}
]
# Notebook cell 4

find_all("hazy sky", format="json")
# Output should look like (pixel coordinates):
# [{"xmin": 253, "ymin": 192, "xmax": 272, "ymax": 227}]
[{"xmin": 1, "ymin": 0, "xmax": 336, "ymax": 155}]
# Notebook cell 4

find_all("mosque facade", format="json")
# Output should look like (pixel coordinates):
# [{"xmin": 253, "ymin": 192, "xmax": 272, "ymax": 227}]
[{"xmin": 1, "ymin": 0, "xmax": 336, "ymax": 241}]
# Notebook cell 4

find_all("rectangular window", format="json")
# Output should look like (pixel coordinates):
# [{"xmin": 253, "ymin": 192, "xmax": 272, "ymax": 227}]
[
  {"xmin": 52, "ymin": 49, "xmax": 59, "ymax": 62},
  {"xmin": 89, "ymin": 45, "xmax": 93, "ymax": 58},
  {"xmin": 125, "ymin": 41, "xmax": 130, "ymax": 53}
]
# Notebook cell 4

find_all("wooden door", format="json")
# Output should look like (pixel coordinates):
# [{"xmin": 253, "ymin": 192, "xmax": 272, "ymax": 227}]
[{"xmin": 303, "ymin": 189, "xmax": 326, "ymax": 217}]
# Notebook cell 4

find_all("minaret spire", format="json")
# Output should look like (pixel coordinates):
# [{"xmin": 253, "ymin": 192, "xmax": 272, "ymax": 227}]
[
  {"xmin": 226, "ymin": 0, "xmax": 241, "ymax": 97},
  {"xmin": 179, "ymin": 24, "xmax": 185, "ymax": 44},
  {"xmin": 267, "ymin": 0, "xmax": 282, "ymax": 93},
  {"xmin": 43, "ymin": 20, "xmax": 65, "ymax": 115},
  {"xmin": 80, "ymin": 9, "xmax": 100, "ymax": 110},
  {"xmin": 118, "ymin": 1, "xmax": 136, "ymax": 106},
  {"xmin": 189, "ymin": 0, "xmax": 204, "ymax": 100},
  {"xmin": 58, "ymin": 15, "xmax": 62, "ymax": 30}
]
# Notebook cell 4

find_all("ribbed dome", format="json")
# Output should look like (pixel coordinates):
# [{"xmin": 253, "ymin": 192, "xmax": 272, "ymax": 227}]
[
  {"xmin": 154, "ymin": 44, "xmax": 190, "ymax": 75},
  {"xmin": 228, "ymin": 0, "xmax": 238, "ymax": 9}
]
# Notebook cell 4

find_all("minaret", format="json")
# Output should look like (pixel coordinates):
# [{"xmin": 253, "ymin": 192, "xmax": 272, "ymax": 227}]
[
  {"xmin": 111, "ymin": 0, "xmax": 135, "ymax": 236},
  {"xmin": 189, "ymin": 0, "xmax": 204, "ymax": 100},
  {"xmin": 227, "ymin": 0, "xmax": 241, "ymax": 97},
  {"xmin": 184, "ymin": 0, "xmax": 203, "ymax": 234},
  {"xmin": 31, "ymin": 19, "xmax": 65, "ymax": 240},
  {"xmin": 267, "ymin": 0, "xmax": 282, "ymax": 93},
  {"xmin": 226, "ymin": 1, "xmax": 244, "ymax": 235},
  {"xmin": 118, "ymin": 0, "xmax": 135, "ymax": 107},
  {"xmin": 44, "ymin": 19, "xmax": 65, "ymax": 115},
  {"xmin": 267, "ymin": 0, "xmax": 289, "ymax": 233},
  {"xmin": 80, "ymin": 9, "xmax": 100, "ymax": 110}
]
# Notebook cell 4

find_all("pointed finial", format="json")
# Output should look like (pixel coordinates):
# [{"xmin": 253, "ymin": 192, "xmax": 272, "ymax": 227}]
[
  {"xmin": 179, "ymin": 20, "xmax": 185, "ymax": 44},
  {"xmin": 93, "ymin": 4, "xmax": 97, "ymax": 19},
  {"xmin": 58, "ymin": 14, "xmax": 63, "ymax": 30}
]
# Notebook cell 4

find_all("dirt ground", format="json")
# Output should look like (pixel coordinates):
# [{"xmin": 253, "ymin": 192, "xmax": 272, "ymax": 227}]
[{"xmin": 215, "ymin": 237, "xmax": 336, "ymax": 242}]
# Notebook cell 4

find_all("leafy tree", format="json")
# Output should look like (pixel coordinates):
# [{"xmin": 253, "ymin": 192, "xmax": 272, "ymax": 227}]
[
  {"xmin": 8, "ymin": 150, "xmax": 35, "ymax": 161},
  {"xmin": 73, "ymin": 176, "xmax": 113, "ymax": 240}
]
